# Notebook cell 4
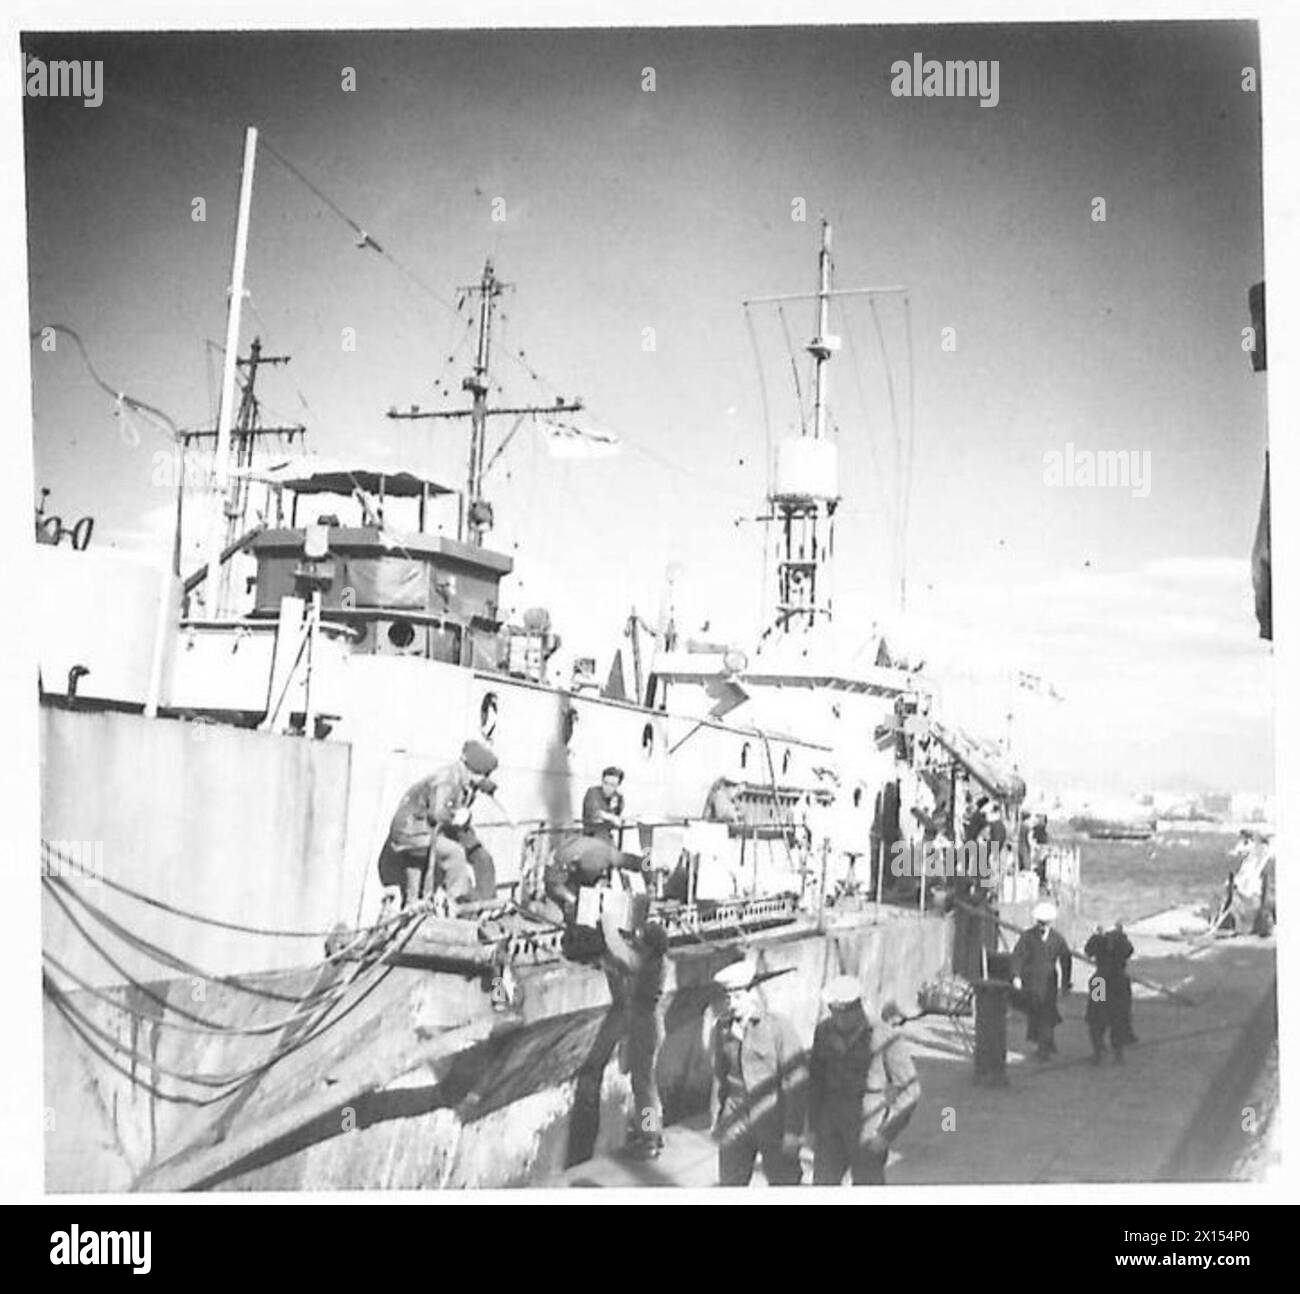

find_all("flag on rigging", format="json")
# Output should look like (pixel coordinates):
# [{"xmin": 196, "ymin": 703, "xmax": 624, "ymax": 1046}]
[{"xmin": 537, "ymin": 420, "xmax": 621, "ymax": 460}]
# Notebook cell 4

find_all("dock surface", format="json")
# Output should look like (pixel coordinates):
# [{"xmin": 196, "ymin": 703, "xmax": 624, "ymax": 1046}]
[{"xmin": 551, "ymin": 922, "xmax": 1277, "ymax": 1188}]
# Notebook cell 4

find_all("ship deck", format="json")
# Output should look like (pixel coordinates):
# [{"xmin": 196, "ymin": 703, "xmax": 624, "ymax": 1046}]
[{"xmin": 550, "ymin": 917, "xmax": 1277, "ymax": 1188}]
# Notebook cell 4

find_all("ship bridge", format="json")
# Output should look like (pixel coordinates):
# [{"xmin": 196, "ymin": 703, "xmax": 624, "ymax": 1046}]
[{"xmin": 239, "ymin": 457, "xmax": 522, "ymax": 671}]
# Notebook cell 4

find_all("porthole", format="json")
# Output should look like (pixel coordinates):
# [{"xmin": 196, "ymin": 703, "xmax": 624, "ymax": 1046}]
[
  {"xmin": 387, "ymin": 619, "xmax": 415, "ymax": 649},
  {"xmin": 480, "ymin": 692, "xmax": 499, "ymax": 741},
  {"xmin": 641, "ymin": 723, "xmax": 655, "ymax": 757}
]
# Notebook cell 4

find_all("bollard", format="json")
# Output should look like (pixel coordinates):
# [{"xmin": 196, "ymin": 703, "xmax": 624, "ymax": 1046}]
[{"xmin": 973, "ymin": 977, "xmax": 1012, "ymax": 1087}]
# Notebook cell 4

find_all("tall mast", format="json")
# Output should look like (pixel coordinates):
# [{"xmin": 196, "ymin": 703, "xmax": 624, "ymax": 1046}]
[
  {"xmin": 387, "ymin": 256, "xmax": 583, "ymax": 547},
  {"xmin": 747, "ymin": 219, "xmax": 908, "ymax": 640},
  {"xmin": 464, "ymin": 258, "xmax": 502, "ymax": 544},
  {"xmin": 766, "ymin": 217, "xmax": 839, "ymax": 635},
  {"xmin": 812, "ymin": 219, "xmax": 832, "ymax": 441},
  {"xmin": 200, "ymin": 125, "xmax": 258, "ymax": 617},
  {"xmin": 180, "ymin": 334, "xmax": 305, "ymax": 612}
]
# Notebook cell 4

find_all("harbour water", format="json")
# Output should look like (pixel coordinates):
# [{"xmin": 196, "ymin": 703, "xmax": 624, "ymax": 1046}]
[{"xmin": 1072, "ymin": 830, "xmax": 1242, "ymax": 928}]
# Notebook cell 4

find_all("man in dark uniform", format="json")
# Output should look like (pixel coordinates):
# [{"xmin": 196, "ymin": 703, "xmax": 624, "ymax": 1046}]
[
  {"xmin": 1011, "ymin": 900, "xmax": 1073, "ymax": 1059},
  {"xmin": 600, "ymin": 906, "xmax": 669, "ymax": 1158},
  {"xmin": 582, "ymin": 767, "xmax": 626, "ymax": 842},
  {"xmin": 710, "ymin": 961, "xmax": 807, "ymax": 1186},
  {"xmin": 809, "ymin": 977, "xmax": 921, "ymax": 1185},
  {"xmin": 543, "ymin": 768, "xmax": 642, "ymax": 924},
  {"xmin": 1084, "ymin": 921, "xmax": 1137, "ymax": 1063}
]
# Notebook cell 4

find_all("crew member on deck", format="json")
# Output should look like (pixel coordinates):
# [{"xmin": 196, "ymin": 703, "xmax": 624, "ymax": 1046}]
[
  {"xmin": 704, "ymin": 774, "xmax": 744, "ymax": 827},
  {"xmin": 583, "ymin": 767, "xmax": 626, "ymax": 842},
  {"xmin": 543, "ymin": 770, "xmax": 641, "ymax": 926},
  {"xmin": 601, "ymin": 906, "xmax": 669, "ymax": 1159},
  {"xmin": 378, "ymin": 740, "xmax": 500, "ymax": 908}
]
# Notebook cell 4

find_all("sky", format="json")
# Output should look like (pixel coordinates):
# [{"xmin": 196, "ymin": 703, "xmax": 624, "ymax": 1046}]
[{"xmin": 22, "ymin": 22, "xmax": 1273, "ymax": 795}]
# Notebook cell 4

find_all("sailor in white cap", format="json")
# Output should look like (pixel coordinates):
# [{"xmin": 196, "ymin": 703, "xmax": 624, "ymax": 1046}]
[
  {"xmin": 1010, "ymin": 900, "xmax": 1073, "ymax": 1059},
  {"xmin": 709, "ymin": 961, "xmax": 807, "ymax": 1186},
  {"xmin": 809, "ymin": 976, "xmax": 921, "ymax": 1185}
]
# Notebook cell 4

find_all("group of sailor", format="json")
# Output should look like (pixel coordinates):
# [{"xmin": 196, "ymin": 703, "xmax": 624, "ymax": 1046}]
[
  {"xmin": 373, "ymin": 749, "xmax": 1162, "ymax": 1184},
  {"xmin": 375, "ymin": 748, "xmax": 926, "ymax": 1185}
]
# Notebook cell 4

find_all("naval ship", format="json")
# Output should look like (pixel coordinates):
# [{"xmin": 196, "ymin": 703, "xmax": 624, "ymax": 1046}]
[{"xmin": 37, "ymin": 130, "xmax": 1032, "ymax": 1191}]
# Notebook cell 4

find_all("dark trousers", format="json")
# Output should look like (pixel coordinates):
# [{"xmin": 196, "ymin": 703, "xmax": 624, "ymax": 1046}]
[
  {"xmin": 1026, "ymin": 998, "xmax": 1058, "ymax": 1054},
  {"xmin": 626, "ymin": 1006, "xmax": 664, "ymax": 1142},
  {"xmin": 812, "ymin": 1125, "xmax": 887, "ymax": 1185},
  {"xmin": 1086, "ymin": 973, "xmax": 1135, "ymax": 1053},
  {"xmin": 717, "ymin": 1128, "xmax": 802, "ymax": 1187}
]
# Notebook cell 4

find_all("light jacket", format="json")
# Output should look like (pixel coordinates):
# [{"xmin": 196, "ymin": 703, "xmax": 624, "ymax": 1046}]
[
  {"xmin": 711, "ymin": 1012, "xmax": 808, "ymax": 1145},
  {"xmin": 387, "ymin": 762, "xmax": 471, "ymax": 853}
]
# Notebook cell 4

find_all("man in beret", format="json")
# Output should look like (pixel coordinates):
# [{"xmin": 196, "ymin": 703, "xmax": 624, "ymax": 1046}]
[
  {"xmin": 809, "ymin": 976, "xmax": 920, "ymax": 1185},
  {"xmin": 378, "ymin": 739, "xmax": 500, "ymax": 908},
  {"xmin": 709, "ymin": 961, "xmax": 807, "ymax": 1186}
]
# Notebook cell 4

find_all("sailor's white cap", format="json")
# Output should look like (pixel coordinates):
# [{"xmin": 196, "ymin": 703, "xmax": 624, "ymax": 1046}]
[
  {"xmin": 714, "ymin": 960, "xmax": 760, "ymax": 991},
  {"xmin": 1032, "ymin": 900, "xmax": 1058, "ymax": 923},
  {"xmin": 822, "ymin": 974, "xmax": 864, "ymax": 1009}
]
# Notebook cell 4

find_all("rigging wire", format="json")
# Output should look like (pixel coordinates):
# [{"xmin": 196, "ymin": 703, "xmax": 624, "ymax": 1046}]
[
  {"xmin": 244, "ymin": 294, "xmax": 313, "ymax": 416},
  {"xmin": 260, "ymin": 136, "xmax": 760, "ymax": 516},
  {"xmin": 260, "ymin": 136, "xmax": 462, "ymax": 321},
  {"xmin": 900, "ymin": 293, "xmax": 917, "ymax": 614},
  {"xmin": 867, "ymin": 295, "xmax": 905, "ymax": 610},
  {"xmin": 29, "ymin": 324, "xmax": 181, "ymax": 441},
  {"xmin": 744, "ymin": 304, "xmax": 775, "ymax": 628},
  {"xmin": 836, "ymin": 299, "xmax": 893, "ymax": 529},
  {"xmin": 776, "ymin": 304, "xmax": 808, "ymax": 435}
]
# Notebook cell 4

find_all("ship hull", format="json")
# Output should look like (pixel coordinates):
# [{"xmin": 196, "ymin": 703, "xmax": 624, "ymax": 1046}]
[{"xmin": 44, "ymin": 904, "xmax": 951, "ymax": 1191}]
